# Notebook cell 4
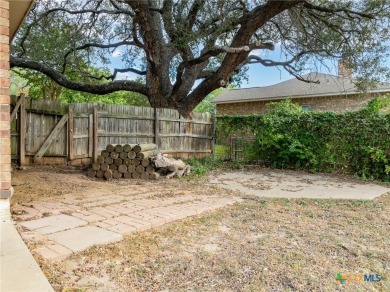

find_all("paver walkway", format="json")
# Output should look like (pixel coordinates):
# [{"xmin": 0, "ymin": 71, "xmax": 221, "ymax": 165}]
[{"xmin": 14, "ymin": 187, "xmax": 240, "ymax": 261}]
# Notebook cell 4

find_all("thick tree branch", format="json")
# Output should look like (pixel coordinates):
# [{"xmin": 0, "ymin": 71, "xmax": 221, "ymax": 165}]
[
  {"xmin": 42, "ymin": 7, "xmax": 134, "ymax": 17},
  {"xmin": 239, "ymin": 50, "xmax": 329, "ymax": 83},
  {"xmin": 303, "ymin": 2, "xmax": 374, "ymax": 19},
  {"xmin": 62, "ymin": 40, "xmax": 138, "ymax": 74},
  {"xmin": 187, "ymin": 0, "xmax": 205, "ymax": 30},
  {"xmin": 11, "ymin": 57, "xmax": 148, "ymax": 96},
  {"xmin": 196, "ymin": 70, "xmax": 215, "ymax": 80},
  {"xmin": 78, "ymin": 67, "xmax": 147, "ymax": 81},
  {"xmin": 172, "ymin": 42, "xmax": 274, "ymax": 98},
  {"xmin": 184, "ymin": 42, "xmax": 275, "ymax": 68},
  {"xmin": 177, "ymin": 0, "xmax": 305, "ymax": 116}
]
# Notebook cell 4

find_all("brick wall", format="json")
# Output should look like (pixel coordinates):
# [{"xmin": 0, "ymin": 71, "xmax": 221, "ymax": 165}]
[
  {"xmin": 0, "ymin": 0, "xmax": 9, "ymax": 199},
  {"xmin": 216, "ymin": 93, "xmax": 387, "ymax": 116}
]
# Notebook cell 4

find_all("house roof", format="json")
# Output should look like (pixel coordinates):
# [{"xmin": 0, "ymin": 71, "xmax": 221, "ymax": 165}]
[
  {"xmin": 10, "ymin": 0, "xmax": 35, "ymax": 42},
  {"xmin": 213, "ymin": 73, "xmax": 390, "ymax": 104}
]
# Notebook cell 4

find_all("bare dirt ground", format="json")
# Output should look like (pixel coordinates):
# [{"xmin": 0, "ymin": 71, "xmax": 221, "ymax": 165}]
[
  {"xmin": 11, "ymin": 166, "xmax": 390, "ymax": 291},
  {"xmin": 11, "ymin": 165, "xmax": 226, "ymax": 204}
]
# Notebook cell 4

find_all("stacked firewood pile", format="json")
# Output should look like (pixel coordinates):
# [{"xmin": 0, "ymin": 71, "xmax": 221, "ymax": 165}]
[{"xmin": 87, "ymin": 143, "xmax": 191, "ymax": 180}]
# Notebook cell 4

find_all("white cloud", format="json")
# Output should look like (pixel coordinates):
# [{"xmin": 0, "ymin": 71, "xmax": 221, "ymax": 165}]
[
  {"xmin": 249, "ymin": 49, "xmax": 262, "ymax": 56},
  {"xmin": 116, "ymin": 72, "xmax": 131, "ymax": 80},
  {"xmin": 112, "ymin": 48, "xmax": 122, "ymax": 57}
]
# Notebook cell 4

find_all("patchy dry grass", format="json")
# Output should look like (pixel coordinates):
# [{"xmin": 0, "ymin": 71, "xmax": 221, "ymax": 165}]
[
  {"xmin": 12, "ymin": 165, "xmax": 389, "ymax": 290},
  {"xmin": 38, "ymin": 194, "xmax": 390, "ymax": 291}
]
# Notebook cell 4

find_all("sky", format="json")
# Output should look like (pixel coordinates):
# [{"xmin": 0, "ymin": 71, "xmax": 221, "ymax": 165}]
[
  {"xmin": 108, "ymin": 44, "xmax": 390, "ymax": 89},
  {"xmin": 235, "ymin": 45, "xmax": 390, "ymax": 88},
  {"xmin": 108, "ymin": 46, "xmax": 313, "ymax": 88}
]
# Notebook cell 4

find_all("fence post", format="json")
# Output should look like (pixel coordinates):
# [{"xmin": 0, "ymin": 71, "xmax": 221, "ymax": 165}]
[
  {"xmin": 68, "ymin": 104, "xmax": 74, "ymax": 161},
  {"xmin": 211, "ymin": 110, "xmax": 216, "ymax": 160},
  {"xmin": 88, "ymin": 113, "xmax": 93, "ymax": 157},
  {"xmin": 230, "ymin": 136, "xmax": 233, "ymax": 160},
  {"xmin": 93, "ymin": 105, "xmax": 98, "ymax": 163},
  {"xmin": 154, "ymin": 107, "xmax": 159, "ymax": 147},
  {"xmin": 19, "ymin": 94, "xmax": 26, "ymax": 166}
]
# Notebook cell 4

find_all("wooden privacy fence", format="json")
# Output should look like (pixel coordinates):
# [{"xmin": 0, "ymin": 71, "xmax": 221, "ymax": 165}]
[{"xmin": 10, "ymin": 95, "xmax": 213, "ymax": 166}]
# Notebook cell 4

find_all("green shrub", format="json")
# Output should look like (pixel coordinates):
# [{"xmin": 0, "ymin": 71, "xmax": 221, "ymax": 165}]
[
  {"xmin": 217, "ymin": 97, "xmax": 390, "ymax": 182},
  {"xmin": 187, "ymin": 157, "xmax": 219, "ymax": 176}
]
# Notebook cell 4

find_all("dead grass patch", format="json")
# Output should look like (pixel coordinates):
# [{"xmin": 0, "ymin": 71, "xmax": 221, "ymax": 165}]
[
  {"xmin": 37, "ymin": 193, "xmax": 390, "ymax": 291},
  {"xmin": 11, "ymin": 166, "xmax": 389, "ymax": 291}
]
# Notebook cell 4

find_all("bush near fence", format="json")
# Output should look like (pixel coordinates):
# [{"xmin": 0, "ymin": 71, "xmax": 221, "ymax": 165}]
[{"xmin": 217, "ymin": 97, "xmax": 390, "ymax": 182}]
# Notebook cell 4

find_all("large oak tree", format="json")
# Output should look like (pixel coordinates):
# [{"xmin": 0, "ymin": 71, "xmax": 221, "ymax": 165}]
[{"xmin": 11, "ymin": 0, "xmax": 390, "ymax": 116}]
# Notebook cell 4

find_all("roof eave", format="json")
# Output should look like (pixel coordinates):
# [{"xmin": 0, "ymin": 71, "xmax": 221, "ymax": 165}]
[
  {"xmin": 213, "ymin": 88, "xmax": 390, "ymax": 104},
  {"xmin": 10, "ymin": 0, "xmax": 35, "ymax": 43}
]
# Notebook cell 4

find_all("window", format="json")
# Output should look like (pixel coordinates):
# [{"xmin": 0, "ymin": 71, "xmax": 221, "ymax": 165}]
[{"xmin": 301, "ymin": 105, "xmax": 312, "ymax": 111}]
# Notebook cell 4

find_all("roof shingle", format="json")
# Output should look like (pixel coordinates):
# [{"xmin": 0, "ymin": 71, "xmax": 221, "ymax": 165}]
[{"xmin": 213, "ymin": 73, "xmax": 390, "ymax": 104}]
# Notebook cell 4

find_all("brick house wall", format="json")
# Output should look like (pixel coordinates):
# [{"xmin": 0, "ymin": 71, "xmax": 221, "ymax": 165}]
[
  {"xmin": 216, "ymin": 93, "xmax": 388, "ymax": 116},
  {"xmin": 0, "ymin": 0, "xmax": 9, "ymax": 199}
]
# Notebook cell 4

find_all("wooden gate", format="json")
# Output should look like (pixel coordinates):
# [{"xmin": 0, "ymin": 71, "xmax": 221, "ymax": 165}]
[{"xmin": 10, "ymin": 96, "xmax": 68, "ymax": 165}]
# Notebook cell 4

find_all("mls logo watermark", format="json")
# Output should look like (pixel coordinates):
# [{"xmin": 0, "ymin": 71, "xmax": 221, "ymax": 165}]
[{"xmin": 336, "ymin": 273, "xmax": 381, "ymax": 284}]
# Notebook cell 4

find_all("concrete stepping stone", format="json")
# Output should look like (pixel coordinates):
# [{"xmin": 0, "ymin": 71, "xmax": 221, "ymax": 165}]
[
  {"xmin": 19, "ymin": 214, "xmax": 87, "ymax": 235},
  {"xmin": 47, "ymin": 226, "xmax": 122, "ymax": 252}
]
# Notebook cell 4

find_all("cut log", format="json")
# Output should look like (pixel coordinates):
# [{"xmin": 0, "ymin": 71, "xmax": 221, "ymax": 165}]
[
  {"xmin": 114, "ymin": 144, "xmax": 123, "ymax": 153},
  {"xmin": 114, "ymin": 158, "xmax": 123, "ymax": 166},
  {"xmin": 104, "ymin": 170, "xmax": 113, "ymax": 180},
  {"xmin": 133, "ymin": 144, "xmax": 157, "ymax": 154},
  {"xmin": 172, "ymin": 159, "xmax": 186, "ymax": 170},
  {"xmin": 156, "ymin": 168, "xmax": 170, "ymax": 176},
  {"xmin": 119, "ymin": 152, "xmax": 128, "ymax": 160},
  {"xmin": 166, "ymin": 169, "xmax": 184, "ymax": 179},
  {"xmin": 123, "ymin": 171, "xmax": 132, "ymax": 179},
  {"xmin": 123, "ymin": 144, "xmax": 136, "ymax": 152},
  {"xmin": 152, "ymin": 153, "xmax": 185, "ymax": 169},
  {"xmin": 146, "ymin": 165, "xmax": 155, "ymax": 174},
  {"xmin": 101, "ymin": 163, "xmax": 109, "ymax": 171},
  {"xmin": 127, "ymin": 151, "xmax": 136, "ymax": 159},
  {"xmin": 106, "ymin": 144, "xmax": 115, "ymax": 152},
  {"xmin": 140, "ymin": 172, "xmax": 149, "ymax": 180},
  {"xmin": 165, "ymin": 165, "xmax": 191, "ymax": 179},
  {"xmin": 123, "ymin": 158, "xmax": 132, "ymax": 167},
  {"xmin": 141, "ymin": 159, "xmax": 150, "ymax": 167},
  {"xmin": 92, "ymin": 163, "xmax": 100, "ymax": 171},
  {"xmin": 105, "ymin": 156, "xmax": 113, "ymax": 165},
  {"xmin": 176, "ymin": 169, "xmax": 185, "ymax": 177},
  {"xmin": 113, "ymin": 170, "xmax": 122, "ymax": 179},
  {"xmin": 166, "ymin": 171, "xmax": 176, "ymax": 179},
  {"xmin": 136, "ymin": 165, "xmax": 145, "ymax": 173},
  {"xmin": 167, "ymin": 164, "xmax": 178, "ymax": 172},
  {"xmin": 97, "ymin": 155, "xmax": 105, "ymax": 164},
  {"xmin": 110, "ymin": 151, "xmax": 119, "ymax": 159},
  {"xmin": 90, "ymin": 143, "xmax": 191, "ymax": 180},
  {"xmin": 149, "ymin": 172, "xmax": 160, "ymax": 180},
  {"xmin": 118, "ymin": 164, "xmax": 127, "ymax": 173},
  {"xmin": 87, "ymin": 169, "xmax": 96, "ymax": 178},
  {"xmin": 136, "ymin": 150, "xmax": 158, "ymax": 160},
  {"xmin": 184, "ymin": 165, "xmax": 191, "ymax": 176},
  {"xmin": 96, "ymin": 170, "xmax": 104, "ymax": 178}
]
